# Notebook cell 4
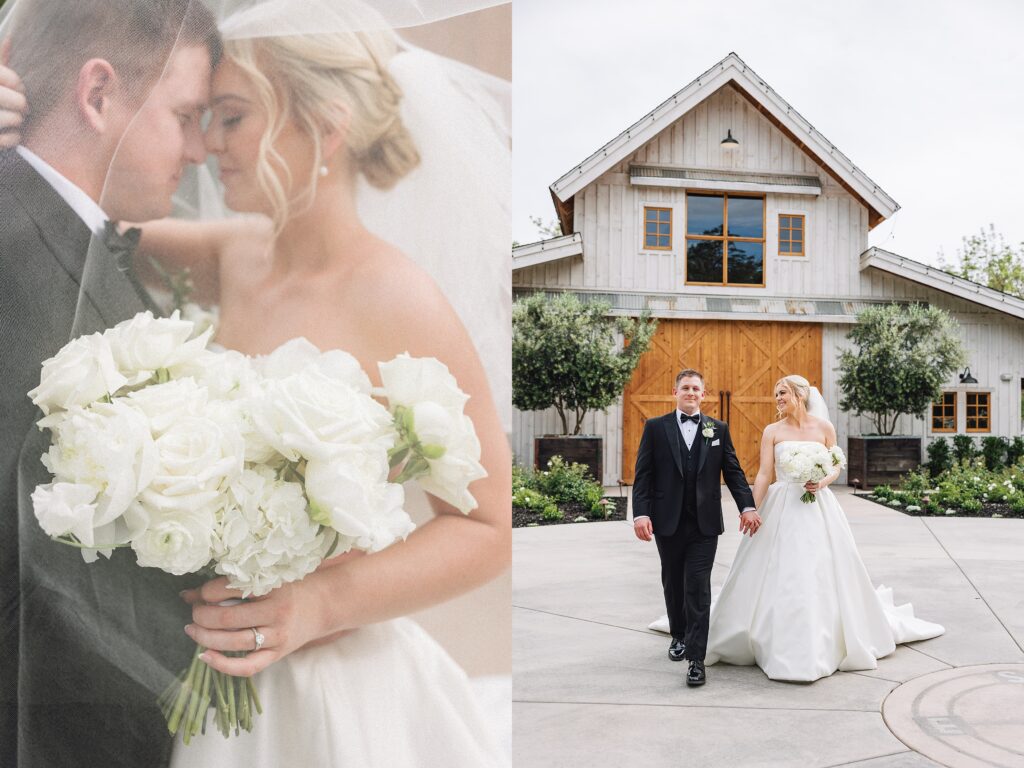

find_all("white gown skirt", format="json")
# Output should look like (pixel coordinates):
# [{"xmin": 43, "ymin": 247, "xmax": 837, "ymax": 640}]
[{"xmin": 169, "ymin": 618, "xmax": 508, "ymax": 767}]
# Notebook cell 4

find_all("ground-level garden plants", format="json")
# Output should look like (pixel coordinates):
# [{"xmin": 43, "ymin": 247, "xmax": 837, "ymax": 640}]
[
  {"xmin": 862, "ymin": 436, "xmax": 1024, "ymax": 519},
  {"xmin": 512, "ymin": 456, "xmax": 626, "ymax": 527}
]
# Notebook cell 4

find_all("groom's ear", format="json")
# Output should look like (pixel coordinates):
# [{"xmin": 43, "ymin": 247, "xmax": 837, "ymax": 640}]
[{"xmin": 75, "ymin": 59, "xmax": 120, "ymax": 133}]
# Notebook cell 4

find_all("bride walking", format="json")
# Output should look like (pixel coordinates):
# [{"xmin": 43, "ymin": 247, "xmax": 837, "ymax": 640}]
[{"xmin": 703, "ymin": 375, "xmax": 944, "ymax": 681}]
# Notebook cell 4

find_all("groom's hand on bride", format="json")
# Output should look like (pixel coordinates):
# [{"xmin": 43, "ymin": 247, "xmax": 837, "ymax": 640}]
[
  {"xmin": 633, "ymin": 516, "xmax": 653, "ymax": 542},
  {"xmin": 739, "ymin": 510, "xmax": 762, "ymax": 536}
]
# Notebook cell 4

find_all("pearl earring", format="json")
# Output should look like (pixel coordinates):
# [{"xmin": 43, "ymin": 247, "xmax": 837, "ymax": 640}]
[{"xmin": 318, "ymin": 165, "xmax": 328, "ymax": 177}]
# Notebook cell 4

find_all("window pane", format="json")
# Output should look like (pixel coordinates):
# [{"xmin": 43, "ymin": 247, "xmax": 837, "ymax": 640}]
[
  {"xmin": 792, "ymin": 231, "xmax": 802, "ymax": 242},
  {"xmin": 727, "ymin": 241, "xmax": 764, "ymax": 284},
  {"xmin": 645, "ymin": 234, "xmax": 657, "ymax": 247},
  {"xmin": 687, "ymin": 194, "xmax": 724, "ymax": 236},
  {"xmin": 646, "ymin": 222, "xmax": 657, "ymax": 234},
  {"xmin": 780, "ymin": 241, "xmax": 791, "ymax": 254},
  {"xmin": 780, "ymin": 216, "xmax": 790, "ymax": 228},
  {"xmin": 659, "ymin": 209, "xmax": 671, "ymax": 222},
  {"xmin": 659, "ymin": 235, "xmax": 670, "ymax": 248},
  {"xmin": 728, "ymin": 197, "xmax": 764, "ymax": 238},
  {"xmin": 687, "ymin": 239, "xmax": 723, "ymax": 282},
  {"xmin": 659, "ymin": 223, "xmax": 670, "ymax": 235}
]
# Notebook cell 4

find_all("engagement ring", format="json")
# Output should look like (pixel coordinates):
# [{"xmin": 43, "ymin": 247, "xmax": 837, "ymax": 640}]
[{"xmin": 251, "ymin": 627, "xmax": 265, "ymax": 651}]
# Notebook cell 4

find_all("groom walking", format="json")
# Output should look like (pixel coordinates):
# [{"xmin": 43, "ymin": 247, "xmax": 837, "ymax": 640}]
[{"xmin": 632, "ymin": 369, "xmax": 758, "ymax": 686}]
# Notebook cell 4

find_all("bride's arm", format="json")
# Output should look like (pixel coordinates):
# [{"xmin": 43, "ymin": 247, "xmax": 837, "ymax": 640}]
[
  {"xmin": 183, "ymin": 262, "xmax": 511, "ymax": 676},
  {"xmin": 752, "ymin": 426, "xmax": 776, "ymax": 509},
  {"xmin": 815, "ymin": 421, "xmax": 842, "ymax": 491}
]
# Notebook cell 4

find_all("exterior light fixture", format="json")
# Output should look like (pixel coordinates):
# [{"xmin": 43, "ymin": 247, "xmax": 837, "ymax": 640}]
[
  {"xmin": 721, "ymin": 129, "xmax": 739, "ymax": 149},
  {"xmin": 959, "ymin": 367, "xmax": 978, "ymax": 384}
]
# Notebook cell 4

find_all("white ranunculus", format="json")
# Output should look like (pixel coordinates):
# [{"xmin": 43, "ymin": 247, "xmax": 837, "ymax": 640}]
[
  {"xmin": 106, "ymin": 310, "xmax": 211, "ymax": 377},
  {"xmin": 409, "ymin": 401, "xmax": 486, "ymax": 514},
  {"xmin": 132, "ymin": 509, "xmax": 216, "ymax": 575},
  {"xmin": 255, "ymin": 368, "xmax": 394, "ymax": 462},
  {"xmin": 137, "ymin": 413, "xmax": 244, "ymax": 517},
  {"xmin": 29, "ymin": 333, "xmax": 137, "ymax": 414},
  {"xmin": 213, "ymin": 467, "xmax": 331, "ymax": 596},
  {"xmin": 125, "ymin": 378, "xmax": 208, "ymax": 436},
  {"xmin": 304, "ymin": 453, "xmax": 413, "ymax": 552},
  {"xmin": 378, "ymin": 354, "xmax": 468, "ymax": 412},
  {"xmin": 42, "ymin": 400, "xmax": 159, "ymax": 526},
  {"xmin": 31, "ymin": 482, "xmax": 99, "ymax": 545}
]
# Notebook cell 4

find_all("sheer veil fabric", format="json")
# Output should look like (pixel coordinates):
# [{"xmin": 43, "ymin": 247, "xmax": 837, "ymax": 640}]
[{"xmin": 1, "ymin": 0, "xmax": 509, "ymax": 764}]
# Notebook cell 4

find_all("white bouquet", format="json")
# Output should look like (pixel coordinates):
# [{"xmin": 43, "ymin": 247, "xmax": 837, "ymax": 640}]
[
  {"xmin": 777, "ymin": 443, "xmax": 847, "ymax": 503},
  {"xmin": 28, "ymin": 311, "xmax": 487, "ymax": 742}
]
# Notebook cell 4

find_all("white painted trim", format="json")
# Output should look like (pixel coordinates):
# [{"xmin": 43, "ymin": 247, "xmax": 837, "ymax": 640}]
[
  {"xmin": 861, "ymin": 247, "xmax": 1024, "ymax": 320},
  {"xmin": 550, "ymin": 53, "xmax": 898, "ymax": 220},
  {"xmin": 512, "ymin": 233, "xmax": 584, "ymax": 271},
  {"xmin": 631, "ymin": 175, "xmax": 821, "ymax": 196}
]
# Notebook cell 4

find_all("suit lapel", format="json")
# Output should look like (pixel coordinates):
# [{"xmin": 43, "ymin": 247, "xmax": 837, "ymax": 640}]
[
  {"xmin": 662, "ymin": 413, "xmax": 684, "ymax": 478},
  {"xmin": 72, "ymin": 238, "xmax": 149, "ymax": 335},
  {"xmin": 697, "ymin": 415, "xmax": 710, "ymax": 475}
]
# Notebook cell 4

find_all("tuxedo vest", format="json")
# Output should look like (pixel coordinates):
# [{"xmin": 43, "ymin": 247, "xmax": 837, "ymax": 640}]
[{"xmin": 680, "ymin": 428, "xmax": 702, "ymax": 518}]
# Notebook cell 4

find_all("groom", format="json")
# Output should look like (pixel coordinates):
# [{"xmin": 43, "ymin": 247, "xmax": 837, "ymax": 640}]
[
  {"xmin": 0, "ymin": 1, "xmax": 220, "ymax": 765},
  {"xmin": 632, "ymin": 369, "xmax": 758, "ymax": 686}
]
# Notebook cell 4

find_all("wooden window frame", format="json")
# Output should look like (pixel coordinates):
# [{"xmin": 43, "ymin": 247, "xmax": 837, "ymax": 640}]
[
  {"xmin": 778, "ymin": 213, "xmax": 806, "ymax": 257},
  {"xmin": 930, "ymin": 391, "xmax": 956, "ymax": 433},
  {"xmin": 642, "ymin": 205, "xmax": 673, "ymax": 251},
  {"xmin": 684, "ymin": 192, "xmax": 766, "ymax": 288},
  {"xmin": 965, "ymin": 391, "xmax": 992, "ymax": 433}
]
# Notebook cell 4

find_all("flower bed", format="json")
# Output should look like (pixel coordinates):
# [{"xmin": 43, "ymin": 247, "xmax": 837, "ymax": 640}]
[{"xmin": 512, "ymin": 456, "xmax": 627, "ymax": 527}]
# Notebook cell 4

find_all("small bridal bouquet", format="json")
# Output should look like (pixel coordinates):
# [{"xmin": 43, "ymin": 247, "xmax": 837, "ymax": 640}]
[
  {"xmin": 27, "ymin": 310, "xmax": 486, "ymax": 742},
  {"xmin": 778, "ymin": 443, "xmax": 847, "ymax": 503}
]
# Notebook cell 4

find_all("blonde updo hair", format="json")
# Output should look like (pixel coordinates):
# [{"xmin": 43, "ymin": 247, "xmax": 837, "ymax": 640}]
[
  {"xmin": 224, "ymin": 28, "xmax": 420, "ymax": 231},
  {"xmin": 775, "ymin": 374, "xmax": 811, "ymax": 419}
]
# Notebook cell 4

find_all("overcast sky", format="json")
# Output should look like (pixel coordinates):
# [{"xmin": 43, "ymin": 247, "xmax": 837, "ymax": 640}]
[{"xmin": 513, "ymin": 0, "xmax": 1024, "ymax": 267}]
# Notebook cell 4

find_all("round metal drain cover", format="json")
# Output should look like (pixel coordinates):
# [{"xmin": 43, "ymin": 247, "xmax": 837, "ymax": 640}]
[{"xmin": 882, "ymin": 663, "xmax": 1024, "ymax": 768}]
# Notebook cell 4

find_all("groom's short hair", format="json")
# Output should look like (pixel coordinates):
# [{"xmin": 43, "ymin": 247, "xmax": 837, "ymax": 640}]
[
  {"xmin": 7, "ymin": 0, "xmax": 222, "ymax": 136},
  {"xmin": 675, "ymin": 369, "xmax": 705, "ymax": 388}
]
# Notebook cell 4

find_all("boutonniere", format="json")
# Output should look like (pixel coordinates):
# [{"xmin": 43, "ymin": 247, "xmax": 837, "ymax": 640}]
[{"xmin": 701, "ymin": 421, "xmax": 716, "ymax": 440}]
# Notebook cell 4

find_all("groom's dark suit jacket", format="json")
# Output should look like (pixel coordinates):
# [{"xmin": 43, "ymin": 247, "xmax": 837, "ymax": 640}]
[
  {"xmin": 632, "ymin": 412, "xmax": 754, "ymax": 537},
  {"xmin": 0, "ymin": 149, "xmax": 196, "ymax": 768}
]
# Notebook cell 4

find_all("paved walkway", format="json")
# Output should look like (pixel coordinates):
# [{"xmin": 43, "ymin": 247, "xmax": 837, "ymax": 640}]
[{"xmin": 512, "ymin": 487, "xmax": 1024, "ymax": 767}]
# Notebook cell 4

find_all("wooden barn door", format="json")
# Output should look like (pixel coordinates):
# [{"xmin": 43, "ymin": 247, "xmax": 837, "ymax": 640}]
[{"xmin": 622, "ymin": 320, "xmax": 822, "ymax": 482}]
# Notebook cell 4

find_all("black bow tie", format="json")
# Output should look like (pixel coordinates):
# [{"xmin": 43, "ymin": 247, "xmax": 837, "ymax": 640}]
[
  {"xmin": 103, "ymin": 220, "xmax": 164, "ymax": 316},
  {"xmin": 680, "ymin": 413, "xmax": 700, "ymax": 424}
]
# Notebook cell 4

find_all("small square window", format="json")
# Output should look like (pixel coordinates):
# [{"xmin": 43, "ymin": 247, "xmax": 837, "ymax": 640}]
[
  {"xmin": 644, "ymin": 206, "xmax": 672, "ymax": 250},
  {"xmin": 966, "ymin": 392, "xmax": 991, "ymax": 432},
  {"xmin": 779, "ymin": 213, "xmax": 805, "ymax": 256},
  {"xmin": 931, "ymin": 392, "xmax": 956, "ymax": 432}
]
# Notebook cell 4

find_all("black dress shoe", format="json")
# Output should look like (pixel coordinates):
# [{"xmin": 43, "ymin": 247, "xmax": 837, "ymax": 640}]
[
  {"xmin": 686, "ymin": 659, "xmax": 706, "ymax": 687},
  {"xmin": 668, "ymin": 639, "xmax": 686, "ymax": 662}
]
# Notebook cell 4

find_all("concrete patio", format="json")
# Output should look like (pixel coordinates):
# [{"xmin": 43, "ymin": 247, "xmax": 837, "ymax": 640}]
[{"xmin": 512, "ymin": 487, "xmax": 1024, "ymax": 767}]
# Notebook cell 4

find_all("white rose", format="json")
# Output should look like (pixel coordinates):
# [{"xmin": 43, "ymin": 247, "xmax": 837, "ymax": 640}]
[
  {"xmin": 378, "ymin": 354, "xmax": 468, "ymax": 411},
  {"xmin": 408, "ymin": 401, "xmax": 486, "ymax": 514},
  {"xmin": 125, "ymin": 378, "xmax": 208, "ymax": 436},
  {"xmin": 41, "ymin": 400, "xmax": 159, "ymax": 526},
  {"xmin": 29, "ymin": 333, "xmax": 138, "ymax": 414},
  {"xmin": 255, "ymin": 368, "xmax": 394, "ymax": 462},
  {"xmin": 31, "ymin": 482, "xmax": 99, "ymax": 545},
  {"xmin": 105, "ymin": 310, "xmax": 211, "ymax": 377},
  {"xmin": 132, "ymin": 509, "xmax": 215, "ymax": 575},
  {"xmin": 137, "ymin": 413, "xmax": 244, "ymax": 517},
  {"xmin": 256, "ymin": 338, "xmax": 371, "ymax": 391},
  {"xmin": 304, "ymin": 453, "xmax": 413, "ymax": 552}
]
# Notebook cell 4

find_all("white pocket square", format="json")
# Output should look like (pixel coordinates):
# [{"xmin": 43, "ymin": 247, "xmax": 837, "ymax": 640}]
[{"xmin": 712, "ymin": 439, "xmax": 720, "ymax": 446}]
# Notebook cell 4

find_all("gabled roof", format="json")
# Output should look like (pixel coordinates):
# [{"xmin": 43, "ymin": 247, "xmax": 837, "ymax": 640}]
[
  {"xmin": 512, "ymin": 232, "xmax": 583, "ymax": 270},
  {"xmin": 550, "ymin": 52, "xmax": 899, "ymax": 233},
  {"xmin": 861, "ymin": 247, "xmax": 1024, "ymax": 320}
]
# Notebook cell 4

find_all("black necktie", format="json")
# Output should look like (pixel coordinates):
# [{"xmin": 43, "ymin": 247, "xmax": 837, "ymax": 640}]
[
  {"xmin": 680, "ymin": 413, "xmax": 700, "ymax": 424},
  {"xmin": 103, "ymin": 220, "xmax": 164, "ymax": 316}
]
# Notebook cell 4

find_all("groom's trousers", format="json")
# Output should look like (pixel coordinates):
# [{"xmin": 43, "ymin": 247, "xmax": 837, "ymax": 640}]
[{"xmin": 655, "ymin": 514, "xmax": 718, "ymax": 661}]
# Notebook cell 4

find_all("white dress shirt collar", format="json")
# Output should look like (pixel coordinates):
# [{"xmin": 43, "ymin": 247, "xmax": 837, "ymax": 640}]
[{"xmin": 17, "ymin": 146, "xmax": 108, "ymax": 235}]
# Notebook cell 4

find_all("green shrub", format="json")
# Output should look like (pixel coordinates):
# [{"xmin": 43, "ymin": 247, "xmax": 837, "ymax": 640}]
[
  {"xmin": 926, "ymin": 438, "xmax": 953, "ymax": 476},
  {"xmin": 960, "ymin": 497, "xmax": 983, "ymax": 514},
  {"xmin": 590, "ymin": 497, "xmax": 616, "ymax": 519},
  {"xmin": 981, "ymin": 436, "xmax": 1008, "ymax": 471},
  {"xmin": 871, "ymin": 485, "xmax": 894, "ymax": 501},
  {"xmin": 512, "ymin": 487, "xmax": 553, "ymax": 512},
  {"xmin": 952, "ymin": 434, "xmax": 976, "ymax": 465},
  {"xmin": 541, "ymin": 503, "xmax": 563, "ymax": 521},
  {"xmin": 1009, "ymin": 496, "xmax": 1024, "ymax": 514},
  {"xmin": 535, "ymin": 456, "xmax": 604, "ymax": 505},
  {"xmin": 1008, "ymin": 437, "xmax": 1024, "ymax": 467}
]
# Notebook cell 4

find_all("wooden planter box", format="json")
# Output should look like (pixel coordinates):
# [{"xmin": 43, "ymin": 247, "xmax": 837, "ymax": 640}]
[
  {"xmin": 534, "ymin": 436, "xmax": 603, "ymax": 482},
  {"xmin": 846, "ymin": 437, "xmax": 922, "ymax": 489}
]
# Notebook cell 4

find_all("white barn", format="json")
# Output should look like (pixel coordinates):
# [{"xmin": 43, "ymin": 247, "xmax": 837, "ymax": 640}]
[{"xmin": 513, "ymin": 53, "xmax": 1024, "ymax": 485}]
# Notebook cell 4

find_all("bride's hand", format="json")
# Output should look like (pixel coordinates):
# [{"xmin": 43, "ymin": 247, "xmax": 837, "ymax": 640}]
[
  {"xmin": 804, "ymin": 480, "xmax": 821, "ymax": 493},
  {"xmin": 182, "ymin": 569, "xmax": 343, "ymax": 677},
  {"xmin": 0, "ymin": 40, "xmax": 27, "ymax": 149}
]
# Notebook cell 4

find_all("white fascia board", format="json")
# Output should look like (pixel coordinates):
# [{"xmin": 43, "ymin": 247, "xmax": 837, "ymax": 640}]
[
  {"xmin": 630, "ymin": 175, "xmax": 821, "ymax": 196},
  {"xmin": 512, "ymin": 233, "xmax": 584, "ymax": 271}
]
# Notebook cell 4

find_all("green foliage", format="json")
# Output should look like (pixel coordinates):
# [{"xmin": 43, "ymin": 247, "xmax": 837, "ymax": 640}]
[
  {"xmin": 952, "ymin": 434, "xmax": 976, "ymax": 464},
  {"xmin": 590, "ymin": 497, "xmax": 616, "ymax": 519},
  {"xmin": 512, "ymin": 292, "xmax": 656, "ymax": 434},
  {"xmin": 836, "ymin": 303, "xmax": 966, "ymax": 435},
  {"xmin": 513, "ymin": 457, "xmax": 607, "ymax": 523},
  {"xmin": 938, "ymin": 224, "xmax": 1024, "ymax": 299},
  {"xmin": 981, "ymin": 436, "xmax": 1008, "ymax": 471},
  {"xmin": 540, "ymin": 503, "xmax": 563, "ymax": 521},
  {"xmin": 926, "ymin": 438, "xmax": 953, "ymax": 477},
  {"xmin": 883, "ymin": 458, "xmax": 1024, "ymax": 516},
  {"xmin": 512, "ymin": 487, "xmax": 553, "ymax": 513},
  {"xmin": 1008, "ymin": 437, "xmax": 1024, "ymax": 467}
]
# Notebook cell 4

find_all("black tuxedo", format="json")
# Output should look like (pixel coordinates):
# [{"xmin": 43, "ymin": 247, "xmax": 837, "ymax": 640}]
[
  {"xmin": 0, "ymin": 149, "xmax": 196, "ymax": 767},
  {"xmin": 633, "ymin": 411, "xmax": 754, "ymax": 660}
]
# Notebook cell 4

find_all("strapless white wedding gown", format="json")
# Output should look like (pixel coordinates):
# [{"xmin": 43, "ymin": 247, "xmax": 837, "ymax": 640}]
[
  {"xmin": 169, "ymin": 617, "xmax": 507, "ymax": 766},
  {"xmin": 650, "ymin": 440, "xmax": 944, "ymax": 682}
]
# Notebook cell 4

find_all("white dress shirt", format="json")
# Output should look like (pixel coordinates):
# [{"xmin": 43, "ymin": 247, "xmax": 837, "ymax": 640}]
[
  {"xmin": 17, "ymin": 146, "xmax": 108, "ymax": 235},
  {"xmin": 634, "ymin": 410, "xmax": 754, "ymax": 523}
]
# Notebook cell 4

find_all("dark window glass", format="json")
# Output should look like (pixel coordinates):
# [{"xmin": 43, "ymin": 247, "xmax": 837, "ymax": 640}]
[
  {"xmin": 687, "ymin": 194, "xmax": 724, "ymax": 236},
  {"xmin": 727, "ymin": 197, "xmax": 764, "ymax": 238},
  {"xmin": 686, "ymin": 239, "xmax": 723, "ymax": 282},
  {"xmin": 727, "ymin": 241, "xmax": 764, "ymax": 285}
]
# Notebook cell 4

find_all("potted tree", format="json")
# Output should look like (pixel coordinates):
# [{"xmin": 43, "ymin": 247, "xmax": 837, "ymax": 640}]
[
  {"xmin": 512, "ymin": 292, "xmax": 655, "ymax": 482},
  {"xmin": 837, "ymin": 302, "xmax": 966, "ymax": 487}
]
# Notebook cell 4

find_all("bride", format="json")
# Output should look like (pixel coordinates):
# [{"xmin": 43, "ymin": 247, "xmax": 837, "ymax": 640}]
[
  {"xmin": 1, "ymin": 0, "xmax": 510, "ymax": 764},
  {"xmin": 653, "ymin": 375, "xmax": 944, "ymax": 682}
]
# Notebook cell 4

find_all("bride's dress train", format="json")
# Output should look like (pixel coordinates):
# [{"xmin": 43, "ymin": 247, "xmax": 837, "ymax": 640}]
[
  {"xmin": 169, "ymin": 618, "xmax": 507, "ymax": 766},
  {"xmin": 650, "ymin": 441, "xmax": 943, "ymax": 682}
]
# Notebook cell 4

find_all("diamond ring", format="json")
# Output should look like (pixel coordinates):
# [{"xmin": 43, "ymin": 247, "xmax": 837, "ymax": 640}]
[{"xmin": 251, "ymin": 627, "xmax": 265, "ymax": 651}]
